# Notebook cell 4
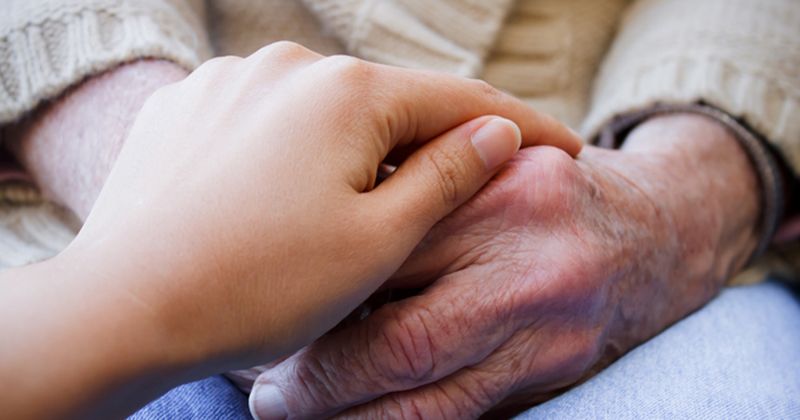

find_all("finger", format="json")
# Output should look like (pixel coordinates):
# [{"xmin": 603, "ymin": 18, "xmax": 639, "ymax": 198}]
[
  {"xmin": 248, "ymin": 268, "xmax": 518, "ymax": 419},
  {"xmin": 370, "ymin": 65, "xmax": 582, "ymax": 156},
  {"xmin": 226, "ymin": 366, "xmax": 270, "ymax": 394},
  {"xmin": 367, "ymin": 115, "xmax": 521, "ymax": 245},
  {"xmin": 337, "ymin": 349, "xmax": 518, "ymax": 419},
  {"xmin": 388, "ymin": 146, "xmax": 571, "ymax": 288},
  {"xmin": 337, "ymin": 323, "xmax": 594, "ymax": 419}
]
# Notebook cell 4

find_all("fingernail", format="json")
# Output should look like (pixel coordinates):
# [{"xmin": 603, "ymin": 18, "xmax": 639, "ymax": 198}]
[
  {"xmin": 250, "ymin": 383, "xmax": 287, "ymax": 420},
  {"xmin": 470, "ymin": 117, "xmax": 522, "ymax": 169}
]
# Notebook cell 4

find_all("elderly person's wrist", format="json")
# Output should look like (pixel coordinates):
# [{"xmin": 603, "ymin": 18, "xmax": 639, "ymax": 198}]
[
  {"xmin": 620, "ymin": 113, "xmax": 761, "ymax": 281},
  {"xmin": 598, "ymin": 103, "xmax": 788, "ymax": 260},
  {"xmin": 4, "ymin": 59, "xmax": 187, "ymax": 220},
  {"xmin": 557, "ymin": 113, "xmax": 763, "ymax": 371}
]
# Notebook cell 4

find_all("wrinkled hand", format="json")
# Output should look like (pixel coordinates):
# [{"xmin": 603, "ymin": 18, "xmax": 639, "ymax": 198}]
[
  {"xmin": 247, "ymin": 115, "xmax": 760, "ymax": 419},
  {"xmin": 65, "ymin": 41, "xmax": 581, "ymax": 378}
]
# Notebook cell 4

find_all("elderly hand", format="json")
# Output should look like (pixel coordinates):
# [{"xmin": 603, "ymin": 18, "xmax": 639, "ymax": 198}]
[
  {"xmin": 76, "ymin": 41, "xmax": 582, "ymax": 363},
  {"xmin": 247, "ymin": 114, "xmax": 761, "ymax": 419},
  {"xmin": 1, "ymin": 41, "xmax": 583, "ymax": 418}
]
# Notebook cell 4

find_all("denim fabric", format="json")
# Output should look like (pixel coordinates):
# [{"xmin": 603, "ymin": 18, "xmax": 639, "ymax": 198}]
[
  {"xmin": 518, "ymin": 280, "xmax": 800, "ymax": 419},
  {"xmin": 129, "ymin": 375, "xmax": 250, "ymax": 420},
  {"xmin": 130, "ymin": 280, "xmax": 799, "ymax": 419}
]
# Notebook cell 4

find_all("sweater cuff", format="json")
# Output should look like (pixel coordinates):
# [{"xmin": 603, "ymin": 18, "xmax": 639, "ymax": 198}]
[
  {"xmin": 594, "ymin": 103, "xmax": 786, "ymax": 267},
  {"xmin": 583, "ymin": 57, "xmax": 800, "ymax": 170},
  {"xmin": 0, "ymin": 0, "xmax": 212, "ymax": 126}
]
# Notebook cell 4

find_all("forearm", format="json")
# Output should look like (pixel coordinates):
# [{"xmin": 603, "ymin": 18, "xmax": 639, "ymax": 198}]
[
  {"xmin": 581, "ymin": 114, "xmax": 760, "ymax": 355},
  {"xmin": 622, "ymin": 114, "xmax": 760, "ymax": 280},
  {"xmin": 0, "ymin": 60, "xmax": 193, "ymax": 417},
  {"xmin": 5, "ymin": 60, "xmax": 187, "ymax": 220},
  {"xmin": 0, "ymin": 253, "xmax": 188, "ymax": 418}
]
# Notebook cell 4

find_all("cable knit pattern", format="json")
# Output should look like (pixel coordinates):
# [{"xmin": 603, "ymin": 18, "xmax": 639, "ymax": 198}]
[
  {"xmin": 484, "ymin": 0, "xmax": 627, "ymax": 127},
  {"xmin": 302, "ymin": 0, "xmax": 513, "ymax": 76},
  {"xmin": 0, "ymin": 200, "xmax": 78, "ymax": 270},
  {"xmin": 207, "ymin": 0, "xmax": 343, "ymax": 57},
  {"xmin": 584, "ymin": 0, "xmax": 800, "ymax": 170},
  {"xmin": 0, "ymin": 0, "xmax": 211, "ymax": 125}
]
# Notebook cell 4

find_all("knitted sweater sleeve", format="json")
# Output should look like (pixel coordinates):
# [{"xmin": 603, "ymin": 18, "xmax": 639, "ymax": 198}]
[
  {"xmin": 584, "ymin": 0, "xmax": 799, "ymax": 169},
  {"xmin": 0, "ymin": 0, "xmax": 212, "ymax": 126},
  {"xmin": 584, "ymin": 0, "xmax": 800, "ymax": 284}
]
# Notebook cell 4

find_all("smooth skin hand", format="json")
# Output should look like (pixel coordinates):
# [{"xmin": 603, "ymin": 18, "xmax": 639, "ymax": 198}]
[
  {"xmin": 0, "ymin": 42, "xmax": 580, "ymax": 419},
  {"xmin": 247, "ymin": 114, "xmax": 762, "ymax": 419}
]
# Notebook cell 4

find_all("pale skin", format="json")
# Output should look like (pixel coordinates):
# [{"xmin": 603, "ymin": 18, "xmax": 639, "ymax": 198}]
[{"xmin": 0, "ymin": 43, "xmax": 581, "ymax": 419}]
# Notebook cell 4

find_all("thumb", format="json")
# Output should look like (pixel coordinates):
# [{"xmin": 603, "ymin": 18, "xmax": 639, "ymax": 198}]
[{"xmin": 369, "ymin": 115, "xmax": 521, "ymax": 236}]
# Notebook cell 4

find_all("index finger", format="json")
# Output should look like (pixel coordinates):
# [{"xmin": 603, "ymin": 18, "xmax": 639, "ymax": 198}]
[{"xmin": 369, "ymin": 63, "xmax": 583, "ymax": 157}]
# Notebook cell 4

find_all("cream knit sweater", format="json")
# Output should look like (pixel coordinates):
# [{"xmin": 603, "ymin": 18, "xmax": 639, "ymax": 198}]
[{"xmin": 1, "ymin": 0, "xmax": 799, "ymax": 284}]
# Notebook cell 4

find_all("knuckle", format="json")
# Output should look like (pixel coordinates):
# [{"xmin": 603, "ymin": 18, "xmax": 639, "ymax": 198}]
[
  {"xmin": 573, "ymin": 332, "xmax": 604, "ymax": 368},
  {"xmin": 517, "ymin": 258, "xmax": 601, "ymax": 316},
  {"xmin": 372, "ymin": 308, "xmax": 438, "ymax": 386},
  {"xmin": 307, "ymin": 55, "xmax": 378, "ymax": 115},
  {"xmin": 424, "ymin": 146, "xmax": 469, "ymax": 209},
  {"xmin": 289, "ymin": 354, "xmax": 340, "ymax": 410},
  {"xmin": 461, "ymin": 378, "xmax": 499, "ymax": 410},
  {"xmin": 186, "ymin": 55, "xmax": 241, "ymax": 83},
  {"xmin": 394, "ymin": 392, "xmax": 470, "ymax": 420},
  {"xmin": 194, "ymin": 55, "xmax": 241, "ymax": 74},
  {"xmin": 253, "ymin": 40, "xmax": 310, "ymax": 62},
  {"xmin": 523, "ymin": 146, "xmax": 579, "ymax": 182},
  {"xmin": 503, "ymin": 146, "xmax": 583, "ymax": 218},
  {"xmin": 399, "ymin": 399, "xmax": 435, "ymax": 420},
  {"xmin": 207, "ymin": 54, "xmax": 242, "ymax": 66},
  {"xmin": 319, "ymin": 55, "xmax": 375, "ymax": 87},
  {"xmin": 471, "ymin": 78, "xmax": 503, "ymax": 102},
  {"xmin": 547, "ymin": 330, "xmax": 604, "ymax": 381}
]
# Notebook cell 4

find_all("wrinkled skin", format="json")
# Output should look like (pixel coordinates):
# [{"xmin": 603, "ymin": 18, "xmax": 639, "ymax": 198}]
[
  {"xmin": 244, "ymin": 115, "xmax": 760, "ymax": 419},
  {"xmin": 0, "ymin": 41, "xmax": 585, "ymax": 419}
]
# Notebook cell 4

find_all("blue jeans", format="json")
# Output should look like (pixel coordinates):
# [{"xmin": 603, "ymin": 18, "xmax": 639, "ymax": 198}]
[
  {"xmin": 518, "ymin": 280, "xmax": 800, "ymax": 419},
  {"xmin": 130, "ymin": 280, "xmax": 800, "ymax": 419},
  {"xmin": 129, "ymin": 375, "xmax": 250, "ymax": 420}
]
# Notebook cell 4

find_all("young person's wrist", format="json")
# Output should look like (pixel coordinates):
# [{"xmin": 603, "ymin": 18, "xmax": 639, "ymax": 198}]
[
  {"xmin": 0, "ymin": 250, "xmax": 192, "ymax": 418},
  {"xmin": 56, "ymin": 239, "xmax": 220, "ymax": 367}
]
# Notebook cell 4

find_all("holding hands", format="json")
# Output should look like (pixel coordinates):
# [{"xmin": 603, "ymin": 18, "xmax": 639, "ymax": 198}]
[
  {"xmin": 246, "ymin": 115, "xmax": 761, "ymax": 419},
  {"xmin": 77, "ymin": 40, "xmax": 581, "ymax": 371},
  {"xmin": 0, "ymin": 42, "xmax": 580, "ymax": 418}
]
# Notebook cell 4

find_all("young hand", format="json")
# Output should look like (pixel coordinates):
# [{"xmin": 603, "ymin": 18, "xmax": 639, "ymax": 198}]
[{"xmin": 0, "ymin": 42, "xmax": 580, "ymax": 418}]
